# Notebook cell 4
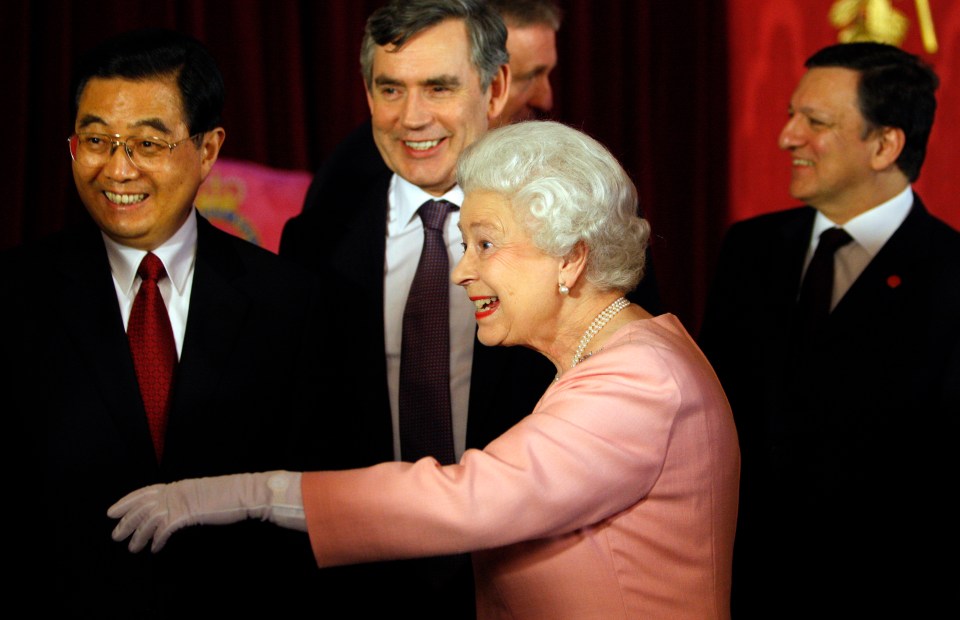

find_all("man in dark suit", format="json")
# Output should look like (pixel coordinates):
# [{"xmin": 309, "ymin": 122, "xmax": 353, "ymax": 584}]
[
  {"xmin": 2, "ymin": 29, "xmax": 328, "ymax": 616},
  {"xmin": 280, "ymin": 3, "xmax": 510, "ymax": 616},
  {"xmin": 699, "ymin": 42, "xmax": 959, "ymax": 618},
  {"xmin": 282, "ymin": 1, "xmax": 661, "ymax": 617}
]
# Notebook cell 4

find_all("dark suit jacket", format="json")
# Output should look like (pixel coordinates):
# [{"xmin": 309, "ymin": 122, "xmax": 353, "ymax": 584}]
[
  {"xmin": 698, "ymin": 198, "xmax": 960, "ymax": 618},
  {"xmin": 280, "ymin": 121, "xmax": 664, "ymax": 618},
  {"xmin": 3, "ymin": 214, "xmax": 329, "ymax": 618}
]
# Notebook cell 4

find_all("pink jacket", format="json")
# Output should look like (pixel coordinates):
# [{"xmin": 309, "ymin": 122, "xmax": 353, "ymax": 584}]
[{"xmin": 303, "ymin": 314, "xmax": 740, "ymax": 619}]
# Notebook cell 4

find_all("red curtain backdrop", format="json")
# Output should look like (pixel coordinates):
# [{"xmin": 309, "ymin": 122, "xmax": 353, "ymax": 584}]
[
  {"xmin": 2, "ymin": 0, "xmax": 727, "ymax": 332},
  {"xmin": 9, "ymin": 1, "xmax": 955, "ymax": 333},
  {"xmin": 727, "ymin": 0, "xmax": 960, "ymax": 230}
]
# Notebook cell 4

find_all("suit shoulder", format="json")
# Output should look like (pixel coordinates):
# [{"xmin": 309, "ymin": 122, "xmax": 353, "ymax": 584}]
[
  {"xmin": 202, "ymin": 220, "xmax": 320, "ymax": 284},
  {"xmin": 923, "ymin": 212, "xmax": 960, "ymax": 253},
  {"xmin": 724, "ymin": 206, "xmax": 811, "ymax": 237},
  {"xmin": 715, "ymin": 206, "xmax": 812, "ymax": 259},
  {"xmin": 1, "ymin": 224, "xmax": 101, "ymax": 278}
]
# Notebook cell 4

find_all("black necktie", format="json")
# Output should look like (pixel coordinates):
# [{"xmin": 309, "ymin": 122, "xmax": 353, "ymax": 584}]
[
  {"xmin": 399, "ymin": 200, "xmax": 456, "ymax": 465},
  {"xmin": 796, "ymin": 227, "xmax": 853, "ymax": 336},
  {"xmin": 128, "ymin": 252, "xmax": 177, "ymax": 461}
]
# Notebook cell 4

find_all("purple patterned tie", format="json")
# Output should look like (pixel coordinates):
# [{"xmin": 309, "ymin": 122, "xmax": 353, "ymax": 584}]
[
  {"xmin": 399, "ymin": 200, "xmax": 456, "ymax": 464},
  {"xmin": 128, "ymin": 252, "xmax": 177, "ymax": 461}
]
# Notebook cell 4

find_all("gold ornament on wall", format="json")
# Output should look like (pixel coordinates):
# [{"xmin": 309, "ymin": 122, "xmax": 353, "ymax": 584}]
[{"xmin": 829, "ymin": 0, "xmax": 938, "ymax": 53}]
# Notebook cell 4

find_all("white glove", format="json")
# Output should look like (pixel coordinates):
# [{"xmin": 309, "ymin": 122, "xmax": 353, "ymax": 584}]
[{"xmin": 108, "ymin": 470, "xmax": 306, "ymax": 554}]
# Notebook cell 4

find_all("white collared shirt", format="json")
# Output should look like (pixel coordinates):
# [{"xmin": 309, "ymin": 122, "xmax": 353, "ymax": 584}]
[
  {"xmin": 803, "ymin": 186, "xmax": 913, "ymax": 309},
  {"xmin": 384, "ymin": 175, "xmax": 474, "ymax": 461},
  {"xmin": 104, "ymin": 210, "xmax": 198, "ymax": 358}
]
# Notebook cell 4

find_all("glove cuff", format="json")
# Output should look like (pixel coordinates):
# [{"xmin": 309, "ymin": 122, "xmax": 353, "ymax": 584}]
[{"xmin": 264, "ymin": 471, "xmax": 307, "ymax": 532}]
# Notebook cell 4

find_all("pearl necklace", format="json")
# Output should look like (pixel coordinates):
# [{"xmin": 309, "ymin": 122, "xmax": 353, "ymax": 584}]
[{"xmin": 571, "ymin": 296, "xmax": 630, "ymax": 368}]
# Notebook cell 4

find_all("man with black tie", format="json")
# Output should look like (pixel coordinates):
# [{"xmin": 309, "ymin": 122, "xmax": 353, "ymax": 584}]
[
  {"xmin": 282, "ymin": 0, "xmax": 663, "ymax": 617},
  {"xmin": 1, "ymin": 28, "xmax": 327, "ymax": 616},
  {"xmin": 699, "ymin": 42, "xmax": 960, "ymax": 618}
]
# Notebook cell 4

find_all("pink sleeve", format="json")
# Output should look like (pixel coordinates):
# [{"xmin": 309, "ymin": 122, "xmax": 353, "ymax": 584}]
[{"xmin": 302, "ymin": 333, "xmax": 708, "ymax": 568}]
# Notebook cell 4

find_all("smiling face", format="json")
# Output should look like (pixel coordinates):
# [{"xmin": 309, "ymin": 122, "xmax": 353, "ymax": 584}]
[
  {"xmin": 452, "ymin": 190, "xmax": 560, "ymax": 352},
  {"xmin": 366, "ymin": 19, "xmax": 508, "ymax": 196},
  {"xmin": 493, "ymin": 23, "xmax": 557, "ymax": 128},
  {"xmin": 778, "ymin": 67, "xmax": 884, "ymax": 222},
  {"xmin": 72, "ymin": 76, "xmax": 223, "ymax": 250}
]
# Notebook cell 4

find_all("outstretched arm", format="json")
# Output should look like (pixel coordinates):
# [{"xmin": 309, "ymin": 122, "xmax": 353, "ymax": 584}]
[{"xmin": 108, "ymin": 471, "xmax": 306, "ymax": 553}]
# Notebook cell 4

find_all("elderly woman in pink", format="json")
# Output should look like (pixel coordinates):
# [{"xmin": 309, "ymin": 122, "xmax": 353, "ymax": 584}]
[{"xmin": 110, "ymin": 120, "xmax": 740, "ymax": 619}]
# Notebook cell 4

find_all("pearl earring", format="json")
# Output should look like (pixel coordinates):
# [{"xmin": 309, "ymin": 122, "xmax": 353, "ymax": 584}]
[{"xmin": 559, "ymin": 282, "xmax": 570, "ymax": 295}]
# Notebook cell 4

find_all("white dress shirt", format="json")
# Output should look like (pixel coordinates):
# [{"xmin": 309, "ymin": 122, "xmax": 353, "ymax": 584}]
[
  {"xmin": 104, "ymin": 210, "xmax": 198, "ymax": 358},
  {"xmin": 804, "ymin": 186, "xmax": 913, "ymax": 310},
  {"xmin": 384, "ymin": 175, "xmax": 475, "ymax": 461}
]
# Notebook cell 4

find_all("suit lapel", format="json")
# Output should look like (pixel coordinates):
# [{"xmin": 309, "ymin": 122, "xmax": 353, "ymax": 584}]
[
  {"xmin": 167, "ymin": 215, "xmax": 249, "ymax": 441},
  {"xmin": 334, "ymin": 173, "xmax": 391, "ymax": 313},
  {"xmin": 830, "ymin": 199, "xmax": 931, "ymax": 325},
  {"xmin": 54, "ymin": 226, "xmax": 156, "ymax": 465},
  {"xmin": 773, "ymin": 208, "xmax": 817, "ymax": 308}
]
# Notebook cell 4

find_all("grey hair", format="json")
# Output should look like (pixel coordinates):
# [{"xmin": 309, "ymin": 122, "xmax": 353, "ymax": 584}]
[
  {"xmin": 457, "ymin": 121, "xmax": 650, "ymax": 292},
  {"xmin": 488, "ymin": 0, "xmax": 563, "ymax": 31},
  {"xmin": 360, "ymin": 0, "xmax": 508, "ymax": 92}
]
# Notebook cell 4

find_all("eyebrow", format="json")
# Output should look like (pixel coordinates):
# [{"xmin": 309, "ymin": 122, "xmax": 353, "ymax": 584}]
[
  {"xmin": 462, "ymin": 219, "xmax": 502, "ymax": 235},
  {"xmin": 423, "ymin": 74, "xmax": 461, "ymax": 88},
  {"xmin": 793, "ymin": 104, "xmax": 831, "ymax": 119},
  {"xmin": 76, "ymin": 114, "xmax": 173, "ymax": 135},
  {"xmin": 515, "ymin": 66, "xmax": 550, "ymax": 81},
  {"xmin": 373, "ymin": 74, "xmax": 463, "ymax": 89}
]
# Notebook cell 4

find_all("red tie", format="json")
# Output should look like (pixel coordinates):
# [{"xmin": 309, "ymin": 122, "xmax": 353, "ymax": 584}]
[{"xmin": 128, "ymin": 252, "xmax": 177, "ymax": 461}]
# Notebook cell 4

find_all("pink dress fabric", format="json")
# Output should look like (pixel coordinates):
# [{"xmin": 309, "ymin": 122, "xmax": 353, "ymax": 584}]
[{"xmin": 303, "ymin": 314, "xmax": 740, "ymax": 619}]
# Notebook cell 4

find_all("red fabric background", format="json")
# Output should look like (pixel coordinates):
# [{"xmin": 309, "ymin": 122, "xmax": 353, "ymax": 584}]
[
  {"xmin": 728, "ymin": 0, "xmax": 959, "ymax": 229},
  {"xmin": 3, "ymin": 0, "xmax": 955, "ymax": 331}
]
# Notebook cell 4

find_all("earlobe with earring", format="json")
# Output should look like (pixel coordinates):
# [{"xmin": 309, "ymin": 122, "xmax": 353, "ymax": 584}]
[{"xmin": 559, "ymin": 281, "xmax": 570, "ymax": 296}]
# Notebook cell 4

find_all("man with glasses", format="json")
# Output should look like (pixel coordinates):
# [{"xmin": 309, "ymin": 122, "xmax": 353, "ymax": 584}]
[{"xmin": 2, "ymin": 28, "xmax": 328, "ymax": 616}]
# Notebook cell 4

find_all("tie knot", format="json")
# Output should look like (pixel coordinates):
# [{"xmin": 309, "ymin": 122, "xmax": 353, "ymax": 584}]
[
  {"xmin": 818, "ymin": 227, "xmax": 853, "ymax": 254},
  {"xmin": 419, "ymin": 200, "xmax": 451, "ymax": 232},
  {"xmin": 137, "ymin": 252, "xmax": 167, "ymax": 283}
]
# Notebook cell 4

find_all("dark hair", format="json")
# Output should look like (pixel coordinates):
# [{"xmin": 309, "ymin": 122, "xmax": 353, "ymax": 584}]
[
  {"xmin": 805, "ymin": 42, "xmax": 939, "ymax": 182},
  {"xmin": 360, "ymin": 0, "xmax": 508, "ymax": 91},
  {"xmin": 488, "ymin": 0, "xmax": 563, "ymax": 30},
  {"xmin": 71, "ymin": 28, "xmax": 225, "ymax": 135}
]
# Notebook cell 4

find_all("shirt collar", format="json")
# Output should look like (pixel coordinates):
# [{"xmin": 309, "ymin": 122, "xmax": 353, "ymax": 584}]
[
  {"xmin": 389, "ymin": 174, "xmax": 464, "ymax": 230},
  {"xmin": 103, "ymin": 209, "xmax": 199, "ymax": 296},
  {"xmin": 812, "ymin": 186, "xmax": 913, "ymax": 258}
]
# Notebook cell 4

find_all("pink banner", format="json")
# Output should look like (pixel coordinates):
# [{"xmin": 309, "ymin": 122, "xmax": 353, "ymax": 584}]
[{"xmin": 196, "ymin": 158, "xmax": 312, "ymax": 253}]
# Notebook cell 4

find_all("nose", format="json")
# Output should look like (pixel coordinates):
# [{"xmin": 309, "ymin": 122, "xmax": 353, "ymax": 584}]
[
  {"xmin": 779, "ymin": 116, "xmax": 802, "ymax": 150},
  {"xmin": 102, "ymin": 142, "xmax": 140, "ymax": 180},
  {"xmin": 451, "ymin": 249, "xmax": 473, "ymax": 286},
  {"xmin": 528, "ymin": 76, "xmax": 553, "ymax": 112},
  {"xmin": 400, "ymin": 90, "xmax": 432, "ymax": 128}
]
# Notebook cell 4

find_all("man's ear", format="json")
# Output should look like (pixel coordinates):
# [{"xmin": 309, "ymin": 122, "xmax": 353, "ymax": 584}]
[
  {"xmin": 871, "ymin": 126, "xmax": 905, "ymax": 173},
  {"xmin": 199, "ymin": 127, "xmax": 226, "ymax": 182},
  {"xmin": 486, "ymin": 64, "xmax": 510, "ymax": 122}
]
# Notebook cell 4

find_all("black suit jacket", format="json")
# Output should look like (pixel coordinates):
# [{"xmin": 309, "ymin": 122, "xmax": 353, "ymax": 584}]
[
  {"xmin": 698, "ymin": 198, "xmax": 960, "ymax": 618},
  {"xmin": 3, "ymin": 214, "xmax": 329, "ymax": 617},
  {"xmin": 280, "ymin": 121, "xmax": 664, "ymax": 618}
]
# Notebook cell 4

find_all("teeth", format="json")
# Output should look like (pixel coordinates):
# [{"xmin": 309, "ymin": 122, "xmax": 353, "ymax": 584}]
[
  {"xmin": 406, "ymin": 139, "xmax": 441, "ymax": 151},
  {"xmin": 474, "ymin": 297, "xmax": 498, "ymax": 311},
  {"xmin": 105, "ymin": 191, "xmax": 146, "ymax": 205},
  {"xmin": 793, "ymin": 158, "xmax": 814, "ymax": 167}
]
